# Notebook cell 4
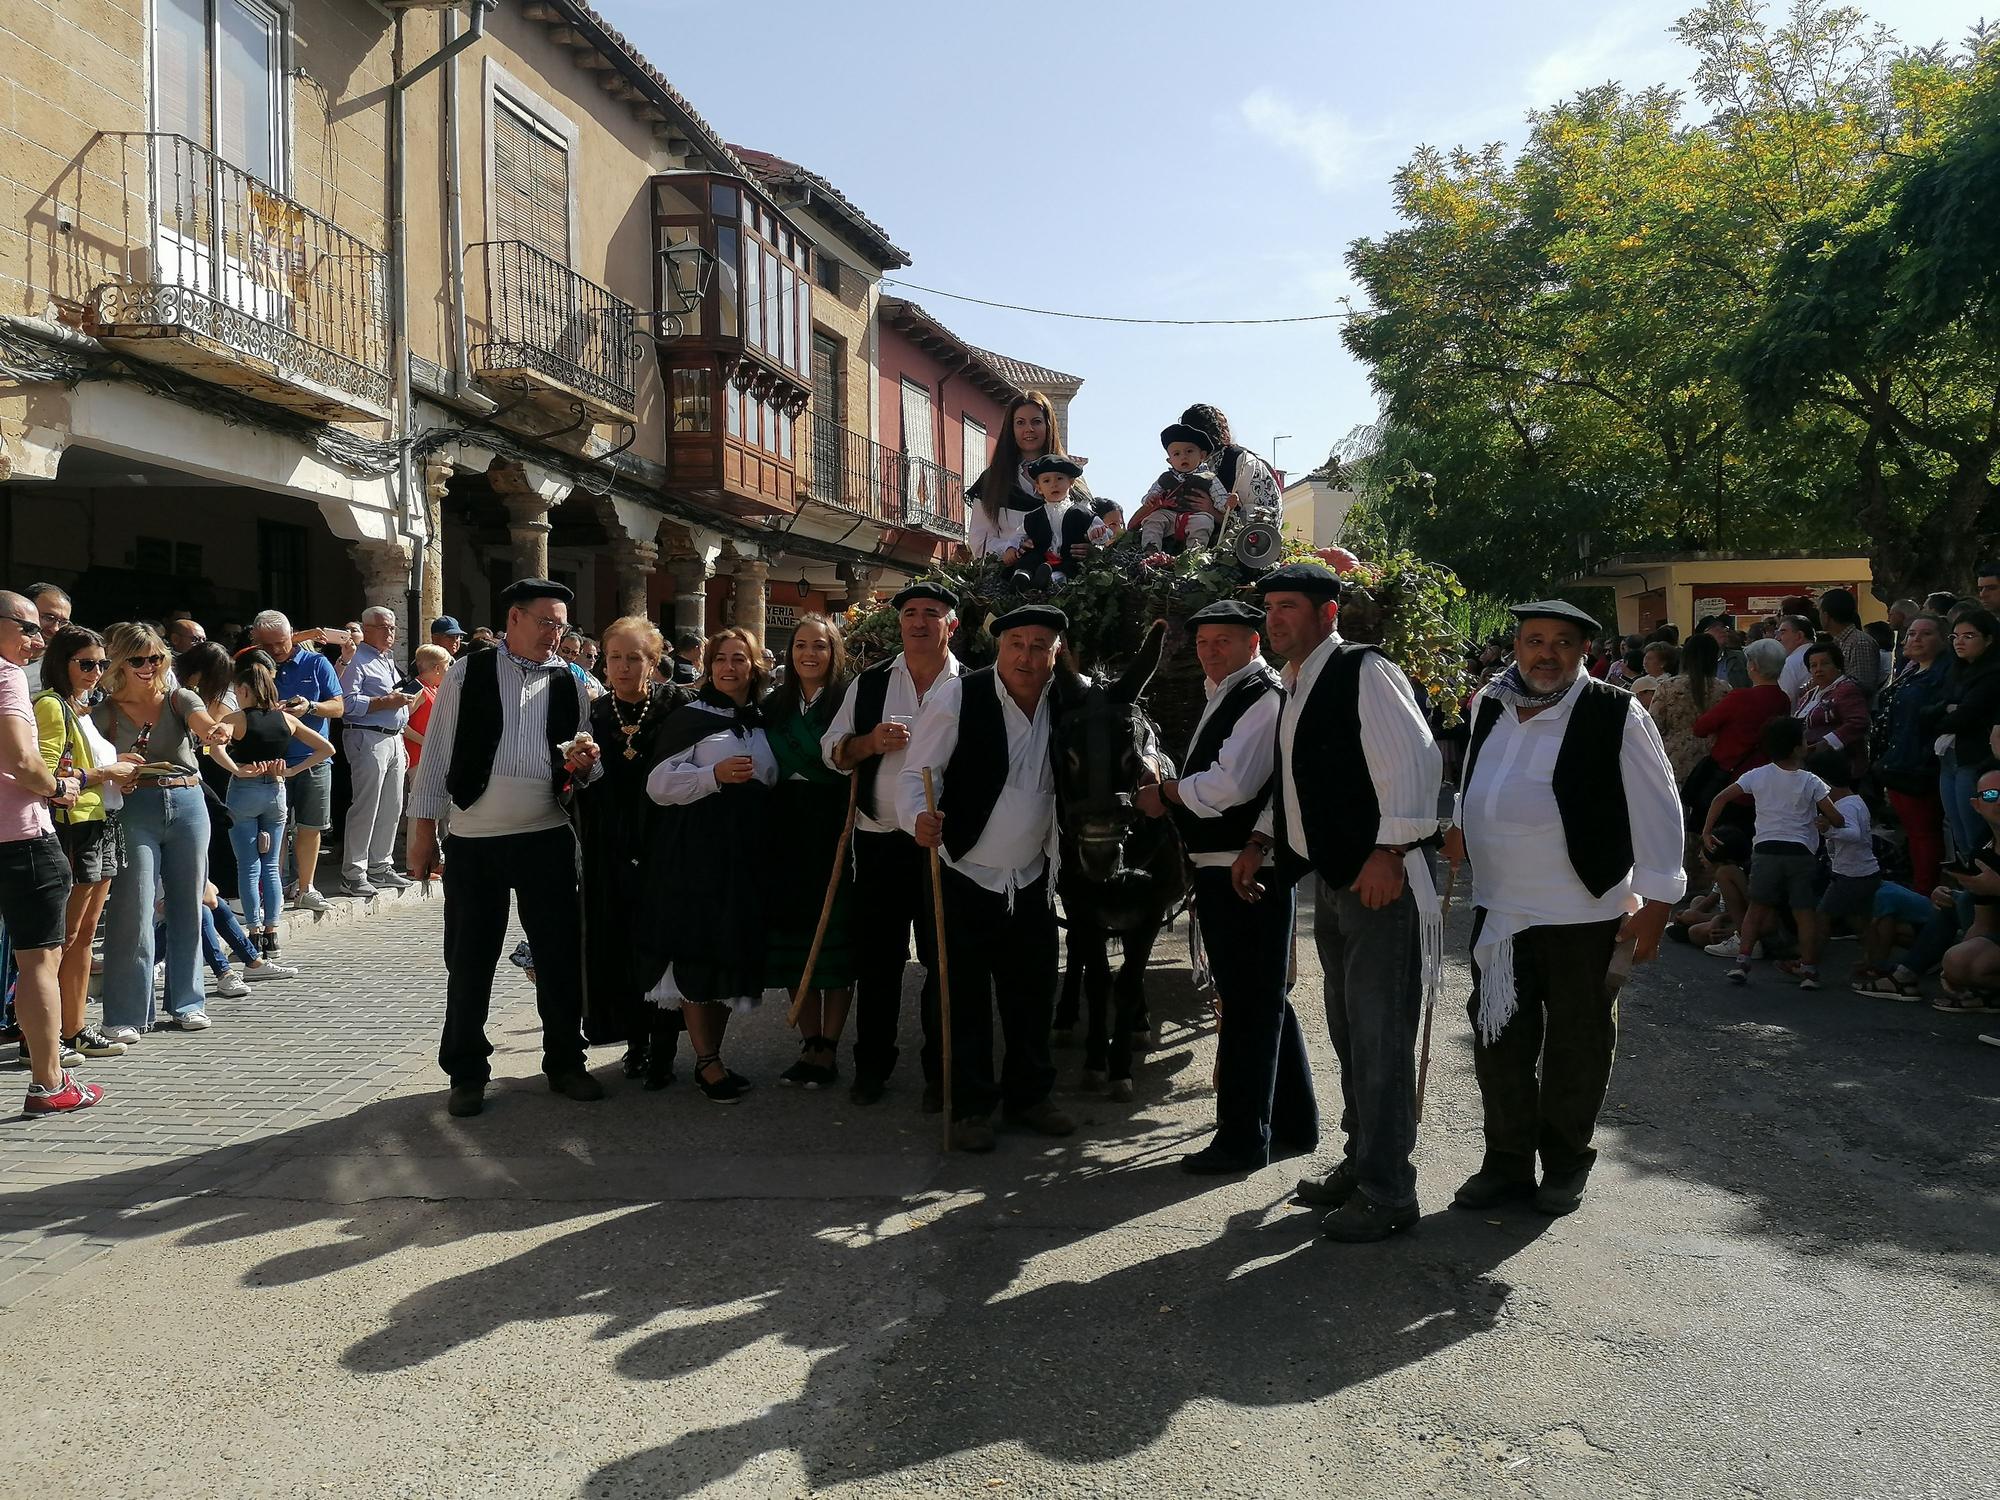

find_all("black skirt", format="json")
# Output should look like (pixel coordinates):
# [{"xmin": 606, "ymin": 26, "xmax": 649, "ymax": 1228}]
[{"xmin": 634, "ymin": 779, "xmax": 772, "ymax": 1007}]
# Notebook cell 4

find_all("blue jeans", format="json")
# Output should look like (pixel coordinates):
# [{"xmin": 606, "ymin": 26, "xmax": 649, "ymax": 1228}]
[
  {"xmin": 1312, "ymin": 872, "xmax": 1424, "ymax": 1209},
  {"xmin": 158, "ymin": 903, "xmax": 256, "ymax": 977},
  {"xmin": 103, "ymin": 784, "xmax": 209, "ymax": 1027},
  {"xmin": 1939, "ymin": 751, "xmax": 1982, "ymax": 925},
  {"xmin": 226, "ymin": 777, "xmax": 287, "ymax": 929}
]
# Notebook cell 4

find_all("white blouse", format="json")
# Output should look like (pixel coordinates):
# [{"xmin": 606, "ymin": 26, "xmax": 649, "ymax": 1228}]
[
  {"xmin": 645, "ymin": 708, "xmax": 778, "ymax": 804},
  {"xmin": 967, "ymin": 501, "xmax": 1026, "ymax": 558}
]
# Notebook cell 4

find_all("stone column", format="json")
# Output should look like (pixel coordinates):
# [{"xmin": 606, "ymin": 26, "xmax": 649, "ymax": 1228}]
[
  {"xmin": 666, "ymin": 554, "xmax": 712, "ymax": 637},
  {"xmin": 419, "ymin": 453, "xmax": 452, "ymax": 629},
  {"xmin": 836, "ymin": 562, "xmax": 883, "ymax": 611},
  {"xmin": 350, "ymin": 538, "xmax": 414, "ymax": 631},
  {"xmin": 729, "ymin": 555, "xmax": 770, "ymax": 641},
  {"xmin": 488, "ymin": 460, "xmax": 570, "ymax": 580},
  {"xmin": 614, "ymin": 537, "xmax": 659, "ymax": 620}
]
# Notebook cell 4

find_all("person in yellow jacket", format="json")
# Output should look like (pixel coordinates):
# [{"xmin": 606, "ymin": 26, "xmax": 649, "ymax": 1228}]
[{"xmin": 33, "ymin": 626, "xmax": 139, "ymax": 1060}]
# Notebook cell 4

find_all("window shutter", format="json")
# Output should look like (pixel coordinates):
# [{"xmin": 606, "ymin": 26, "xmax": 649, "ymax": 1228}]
[
  {"xmin": 900, "ymin": 380, "xmax": 936, "ymax": 464},
  {"xmin": 961, "ymin": 416, "xmax": 987, "ymax": 481},
  {"xmin": 493, "ymin": 98, "xmax": 569, "ymax": 263}
]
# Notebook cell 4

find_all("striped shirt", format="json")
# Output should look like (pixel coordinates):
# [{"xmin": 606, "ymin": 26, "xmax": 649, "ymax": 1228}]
[{"xmin": 406, "ymin": 648, "xmax": 599, "ymax": 829}]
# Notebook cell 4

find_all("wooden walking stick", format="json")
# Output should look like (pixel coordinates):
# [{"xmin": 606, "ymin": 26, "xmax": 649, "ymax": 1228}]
[
  {"xmin": 922, "ymin": 767, "xmax": 953, "ymax": 1151},
  {"xmin": 1416, "ymin": 859, "xmax": 1458, "ymax": 1122},
  {"xmin": 787, "ymin": 773, "xmax": 860, "ymax": 1029}
]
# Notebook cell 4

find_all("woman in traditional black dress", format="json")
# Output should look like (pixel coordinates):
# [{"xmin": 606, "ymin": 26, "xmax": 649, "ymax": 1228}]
[
  {"xmin": 762, "ymin": 613, "xmax": 855, "ymax": 1089},
  {"xmin": 578, "ymin": 616, "xmax": 689, "ymax": 1087},
  {"xmin": 636, "ymin": 627, "xmax": 777, "ymax": 1103}
]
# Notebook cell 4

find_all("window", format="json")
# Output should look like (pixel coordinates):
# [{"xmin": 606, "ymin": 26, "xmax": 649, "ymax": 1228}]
[
  {"xmin": 816, "ymin": 256, "xmax": 841, "ymax": 296},
  {"xmin": 176, "ymin": 542, "xmax": 204, "ymax": 577},
  {"xmin": 812, "ymin": 333, "xmax": 842, "ymax": 424},
  {"xmin": 900, "ymin": 380, "xmax": 936, "ymax": 465},
  {"xmin": 257, "ymin": 521, "xmax": 308, "ymax": 620},
  {"xmin": 154, "ymin": 0, "xmax": 285, "ymax": 185},
  {"xmin": 671, "ymin": 367, "xmax": 712, "ymax": 433},
  {"xmin": 962, "ymin": 416, "xmax": 988, "ymax": 481},
  {"xmin": 492, "ymin": 95, "xmax": 569, "ymax": 263}
]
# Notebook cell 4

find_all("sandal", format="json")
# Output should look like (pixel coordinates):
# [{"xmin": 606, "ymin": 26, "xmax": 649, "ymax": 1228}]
[
  {"xmin": 694, "ymin": 1052, "xmax": 747, "ymax": 1104},
  {"xmin": 1851, "ymin": 971, "xmax": 1920, "ymax": 1001},
  {"xmin": 781, "ymin": 1037, "xmax": 822, "ymax": 1087},
  {"xmin": 1931, "ymin": 986, "xmax": 1999, "ymax": 1013}
]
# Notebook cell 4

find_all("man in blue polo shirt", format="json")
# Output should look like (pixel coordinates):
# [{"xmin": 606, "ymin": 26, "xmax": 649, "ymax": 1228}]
[{"xmin": 252, "ymin": 609, "xmax": 344, "ymax": 913}]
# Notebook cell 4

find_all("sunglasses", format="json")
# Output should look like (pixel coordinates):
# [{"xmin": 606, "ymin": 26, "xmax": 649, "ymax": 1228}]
[
  {"xmin": 5, "ymin": 617, "xmax": 43, "ymax": 636},
  {"xmin": 1977, "ymin": 789, "xmax": 2000, "ymax": 804},
  {"xmin": 74, "ymin": 659, "xmax": 108, "ymax": 674},
  {"xmin": 127, "ymin": 654, "xmax": 165, "ymax": 668}
]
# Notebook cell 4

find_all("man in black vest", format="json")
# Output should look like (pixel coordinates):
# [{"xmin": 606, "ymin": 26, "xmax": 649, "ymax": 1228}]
[
  {"xmin": 1235, "ymin": 561, "xmax": 1443, "ymax": 1242},
  {"xmin": 899, "ymin": 603, "xmax": 1072, "ymax": 1153},
  {"xmin": 1442, "ymin": 600, "xmax": 1686, "ymax": 1216},
  {"xmin": 821, "ymin": 581, "xmax": 963, "ymax": 1108},
  {"xmin": 406, "ymin": 578, "xmax": 606, "ymax": 1118},
  {"xmin": 1137, "ymin": 598, "xmax": 1319, "ymax": 1174}
]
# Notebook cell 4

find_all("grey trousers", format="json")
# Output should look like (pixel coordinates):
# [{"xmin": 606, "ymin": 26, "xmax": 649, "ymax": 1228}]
[
  {"xmin": 339, "ymin": 728, "xmax": 405, "ymax": 883},
  {"xmin": 1313, "ymin": 873, "xmax": 1423, "ymax": 1208}
]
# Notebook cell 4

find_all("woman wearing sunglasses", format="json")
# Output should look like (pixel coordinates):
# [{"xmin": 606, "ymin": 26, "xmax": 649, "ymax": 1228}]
[
  {"xmin": 33, "ymin": 626, "xmax": 140, "ymax": 1059},
  {"xmin": 91, "ymin": 622, "xmax": 231, "ymax": 1038}
]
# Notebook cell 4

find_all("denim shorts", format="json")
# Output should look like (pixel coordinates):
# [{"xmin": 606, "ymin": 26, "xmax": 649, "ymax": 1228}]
[
  {"xmin": 1749, "ymin": 843, "xmax": 1819, "ymax": 910},
  {"xmin": 0, "ymin": 831, "xmax": 73, "ymax": 949},
  {"xmin": 286, "ymin": 760, "xmax": 332, "ymax": 831},
  {"xmin": 55, "ymin": 818, "xmax": 118, "ymax": 884},
  {"xmin": 1871, "ymin": 882, "xmax": 1936, "ymax": 926}
]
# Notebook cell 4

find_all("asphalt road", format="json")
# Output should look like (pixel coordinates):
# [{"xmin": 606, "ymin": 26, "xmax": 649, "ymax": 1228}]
[{"xmin": 0, "ymin": 884, "xmax": 1993, "ymax": 1498}]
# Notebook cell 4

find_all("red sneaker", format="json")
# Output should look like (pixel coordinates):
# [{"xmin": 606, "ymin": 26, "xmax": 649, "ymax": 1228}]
[{"xmin": 23, "ymin": 1070, "xmax": 104, "ymax": 1116}]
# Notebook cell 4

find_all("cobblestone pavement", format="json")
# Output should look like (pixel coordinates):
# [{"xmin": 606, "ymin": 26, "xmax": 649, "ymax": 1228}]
[{"xmin": 0, "ymin": 889, "xmax": 1994, "ymax": 1498}]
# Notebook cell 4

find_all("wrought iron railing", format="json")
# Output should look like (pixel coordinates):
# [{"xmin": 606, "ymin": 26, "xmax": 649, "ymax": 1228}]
[
  {"xmin": 807, "ymin": 411, "xmax": 968, "ymax": 540},
  {"xmin": 467, "ymin": 239, "xmax": 637, "ymax": 414},
  {"xmin": 84, "ymin": 132, "xmax": 391, "ymax": 413}
]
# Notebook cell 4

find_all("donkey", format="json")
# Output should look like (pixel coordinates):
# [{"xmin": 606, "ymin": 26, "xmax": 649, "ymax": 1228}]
[{"xmin": 1050, "ymin": 622, "xmax": 1188, "ymax": 1101}]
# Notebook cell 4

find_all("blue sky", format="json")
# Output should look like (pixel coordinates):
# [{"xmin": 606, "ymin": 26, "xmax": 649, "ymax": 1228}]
[{"xmin": 607, "ymin": 0, "xmax": 1981, "ymax": 505}]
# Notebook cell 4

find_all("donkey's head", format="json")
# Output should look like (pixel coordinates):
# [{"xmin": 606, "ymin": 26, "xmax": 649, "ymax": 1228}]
[{"xmin": 1050, "ymin": 621, "xmax": 1167, "ymax": 884}]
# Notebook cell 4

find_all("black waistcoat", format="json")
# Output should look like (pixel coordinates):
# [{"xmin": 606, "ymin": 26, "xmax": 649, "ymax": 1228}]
[
  {"xmin": 937, "ymin": 668, "xmax": 1042, "ymax": 862},
  {"xmin": 1020, "ymin": 503, "xmax": 1096, "ymax": 560},
  {"xmin": 1172, "ymin": 667, "xmax": 1279, "ymax": 855},
  {"xmin": 1461, "ymin": 677, "xmax": 1633, "ymax": 899},
  {"xmin": 444, "ymin": 648, "xmax": 579, "ymax": 812},
  {"xmin": 849, "ymin": 659, "xmax": 895, "ymax": 823},
  {"xmin": 1273, "ymin": 644, "xmax": 1384, "ymax": 890}
]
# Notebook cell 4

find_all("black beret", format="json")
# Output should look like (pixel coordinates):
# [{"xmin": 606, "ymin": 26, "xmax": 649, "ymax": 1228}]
[
  {"xmin": 890, "ymin": 581, "xmax": 959, "ymax": 611},
  {"xmin": 1508, "ymin": 599, "xmax": 1602, "ymax": 634},
  {"xmin": 990, "ymin": 604, "xmax": 1069, "ymax": 636},
  {"xmin": 1252, "ymin": 561, "xmax": 1342, "ymax": 602},
  {"xmin": 1160, "ymin": 422, "xmax": 1216, "ymax": 454},
  {"xmin": 498, "ymin": 577, "xmax": 575, "ymax": 609},
  {"xmin": 1187, "ymin": 598, "xmax": 1264, "ymax": 628},
  {"xmin": 1025, "ymin": 455, "xmax": 1084, "ymax": 480}
]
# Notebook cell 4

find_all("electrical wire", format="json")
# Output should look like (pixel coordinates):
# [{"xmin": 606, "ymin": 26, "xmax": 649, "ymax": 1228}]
[{"xmin": 880, "ymin": 277, "xmax": 1354, "ymax": 326}]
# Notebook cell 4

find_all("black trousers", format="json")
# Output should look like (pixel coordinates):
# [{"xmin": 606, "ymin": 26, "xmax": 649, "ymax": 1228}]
[
  {"xmin": 850, "ymin": 828, "xmax": 940, "ymax": 1087},
  {"xmin": 940, "ymin": 865, "xmax": 1057, "ymax": 1120},
  {"xmin": 1467, "ymin": 913, "xmax": 1622, "ymax": 1179},
  {"xmin": 438, "ymin": 825, "xmax": 587, "ymax": 1086},
  {"xmin": 1193, "ymin": 867, "xmax": 1318, "ymax": 1161}
]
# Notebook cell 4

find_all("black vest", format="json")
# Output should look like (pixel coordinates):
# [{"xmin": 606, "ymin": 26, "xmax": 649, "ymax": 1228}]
[
  {"xmin": 849, "ymin": 659, "xmax": 895, "ymax": 823},
  {"xmin": 1020, "ymin": 503, "xmax": 1096, "ymax": 561},
  {"xmin": 1272, "ymin": 644, "xmax": 1384, "ymax": 890},
  {"xmin": 444, "ymin": 648, "xmax": 579, "ymax": 812},
  {"xmin": 1171, "ymin": 667, "xmax": 1279, "ymax": 855},
  {"xmin": 937, "ymin": 668, "xmax": 1044, "ymax": 862},
  {"xmin": 1461, "ymin": 677, "xmax": 1633, "ymax": 898}
]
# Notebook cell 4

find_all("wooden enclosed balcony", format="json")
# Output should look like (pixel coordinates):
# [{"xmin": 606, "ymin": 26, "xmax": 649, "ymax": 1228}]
[{"xmin": 80, "ymin": 133, "xmax": 391, "ymax": 422}]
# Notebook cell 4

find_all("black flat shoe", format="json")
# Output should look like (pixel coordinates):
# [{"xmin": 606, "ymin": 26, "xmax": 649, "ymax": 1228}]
[
  {"xmin": 622, "ymin": 1044, "xmax": 649, "ymax": 1079},
  {"xmin": 1181, "ymin": 1142, "xmax": 1266, "ymax": 1176},
  {"xmin": 1452, "ymin": 1167, "xmax": 1537, "ymax": 1211},
  {"xmin": 849, "ymin": 1076, "xmax": 886, "ymax": 1106},
  {"xmin": 548, "ymin": 1069, "xmax": 606, "ymax": 1102},
  {"xmin": 1294, "ymin": 1160, "xmax": 1359, "ymax": 1207},
  {"xmin": 1534, "ymin": 1167, "xmax": 1592, "ymax": 1217},
  {"xmin": 446, "ymin": 1083, "xmax": 484, "ymax": 1118},
  {"xmin": 694, "ymin": 1054, "xmax": 747, "ymax": 1104},
  {"xmin": 1321, "ymin": 1194, "xmax": 1419, "ymax": 1243}
]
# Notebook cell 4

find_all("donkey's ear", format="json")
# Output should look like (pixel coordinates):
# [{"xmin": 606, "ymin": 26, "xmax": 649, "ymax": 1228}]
[
  {"xmin": 1107, "ymin": 620, "xmax": 1168, "ymax": 706},
  {"xmin": 1051, "ymin": 661, "xmax": 1088, "ymax": 713}
]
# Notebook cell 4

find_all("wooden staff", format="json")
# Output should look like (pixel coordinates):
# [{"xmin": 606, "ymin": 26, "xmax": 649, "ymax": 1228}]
[
  {"xmin": 787, "ymin": 773, "xmax": 860, "ymax": 1029},
  {"xmin": 922, "ymin": 767, "xmax": 953, "ymax": 1150},
  {"xmin": 1416, "ymin": 859, "xmax": 1458, "ymax": 1122}
]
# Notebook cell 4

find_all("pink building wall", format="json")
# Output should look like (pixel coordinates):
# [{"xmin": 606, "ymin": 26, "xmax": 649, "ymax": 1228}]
[{"xmin": 876, "ymin": 322, "xmax": 1013, "ymax": 486}]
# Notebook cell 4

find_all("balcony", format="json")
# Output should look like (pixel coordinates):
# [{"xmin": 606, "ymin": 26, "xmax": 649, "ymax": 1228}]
[
  {"xmin": 80, "ymin": 133, "xmax": 391, "ymax": 422},
  {"xmin": 466, "ymin": 239, "xmax": 638, "ymax": 421},
  {"xmin": 807, "ymin": 412, "xmax": 967, "ymax": 542}
]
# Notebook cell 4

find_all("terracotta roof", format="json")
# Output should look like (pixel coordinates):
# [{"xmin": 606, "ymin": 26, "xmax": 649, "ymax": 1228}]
[
  {"xmin": 969, "ymin": 347, "xmax": 1083, "ymax": 393},
  {"xmin": 728, "ymin": 146, "xmax": 911, "ymax": 271},
  {"xmin": 878, "ymin": 298, "xmax": 1021, "ymax": 403}
]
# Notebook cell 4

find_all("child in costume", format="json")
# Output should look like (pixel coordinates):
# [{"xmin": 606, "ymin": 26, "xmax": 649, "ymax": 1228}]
[
  {"xmin": 1132, "ymin": 422, "xmax": 1233, "ymax": 553},
  {"xmin": 1010, "ymin": 455, "xmax": 1104, "ymax": 589}
]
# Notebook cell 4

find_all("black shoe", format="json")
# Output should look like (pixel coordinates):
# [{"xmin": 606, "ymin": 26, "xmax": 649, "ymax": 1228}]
[
  {"xmin": 1181, "ymin": 1141, "xmax": 1266, "ymax": 1176},
  {"xmin": 1294, "ymin": 1160, "xmax": 1359, "ymax": 1207},
  {"xmin": 1451, "ymin": 1167, "xmax": 1538, "ymax": 1211},
  {"xmin": 780, "ymin": 1058, "xmax": 817, "ymax": 1086},
  {"xmin": 921, "ymin": 1082, "xmax": 944, "ymax": 1115},
  {"xmin": 1320, "ymin": 1193, "xmax": 1419, "ymax": 1243},
  {"xmin": 547, "ymin": 1069, "xmax": 606, "ymax": 1102},
  {"xmin": 1271, "ymin": 1135, "xmax": 1320, "ymax": 1160},
  {"xmin": 622, "ymin": 1043, "xmax": 649, "ymax": 1079},
  {"xmin": 849, "ymin": 1075, "xmax": 886, "ymax": 1106},
  {"xmin": 1535, "ymin": 1167, "xmax": 1592, "ymax": 1217},
  {"xmin": 1004, "ymin": 1099, "xmax": 1076, "ymax": 1136},
  {"xmin": 693, "ymin": 1054, "xmax": 747, "ymax": 1104},
  {"xmin": 950, "ymin": 1115, "xmax": 996, "ymax": 1153},
  {"xmin": 447, "ymin": 1083, "xmax": 484, "ymax": 1118}
]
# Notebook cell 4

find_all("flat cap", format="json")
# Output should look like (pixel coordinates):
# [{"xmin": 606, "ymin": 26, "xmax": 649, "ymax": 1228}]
[
  {"xmin": 990, "ymin": 603, "xmax": 1069, "ymax": 636},
  {"xmin": 1508, "ymin": 599, "xmax": 1602, "ymax": 634},
  {"xmin": 1187, "ymin": 598, "xmax": 1264, "ymax": 627},
  {"xmin": 498, "ymin": 577, "xmax": 575, "ymax": 608},
  {"xmin": 1252, "ymin": 561, "xmax": 1342, "ymax": 602},
  {"xmin": 890, "ymin": 581, "xmax": 959, "ymax": 611}
]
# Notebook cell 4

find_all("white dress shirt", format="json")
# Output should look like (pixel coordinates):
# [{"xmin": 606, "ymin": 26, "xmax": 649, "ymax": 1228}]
[
  {"xmin": 820, "ymin": 652, "xmax": 963, "ymax": 834},
  {"xmin": 967, "ymin": 503, "xmax": 1025, "ymax": 559},
  {"xmin": 1459, "ymin": 672, "xmax": 1688, "ymax": 1041},
  {"xmin": 1780, "ymin": 643, "xmax": 1810, "ymax": 705},
  {"xmin": 897, "ymin": 671, "xmax": 1056, "ymax": 900},
  {"xmin": 406, "ymin": 648, "xmax": 600, "ymax": 836},
  {"xmin": 1176, "ymin": 659, "xmax": 1280, "ymax": 870},
  {"xmin": 1258, "ymin": 630, "xmax": 1443, "ymax": 855}
]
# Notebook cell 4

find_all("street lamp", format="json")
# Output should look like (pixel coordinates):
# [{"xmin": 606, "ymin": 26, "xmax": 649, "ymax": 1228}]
[
  {"xmin": 1272, "ymin": 434, "xmax": 1294, "ymax": 469},
  {"xmin": 635, "ymin": 238, "xmax": 718, "ymax": 337}
]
